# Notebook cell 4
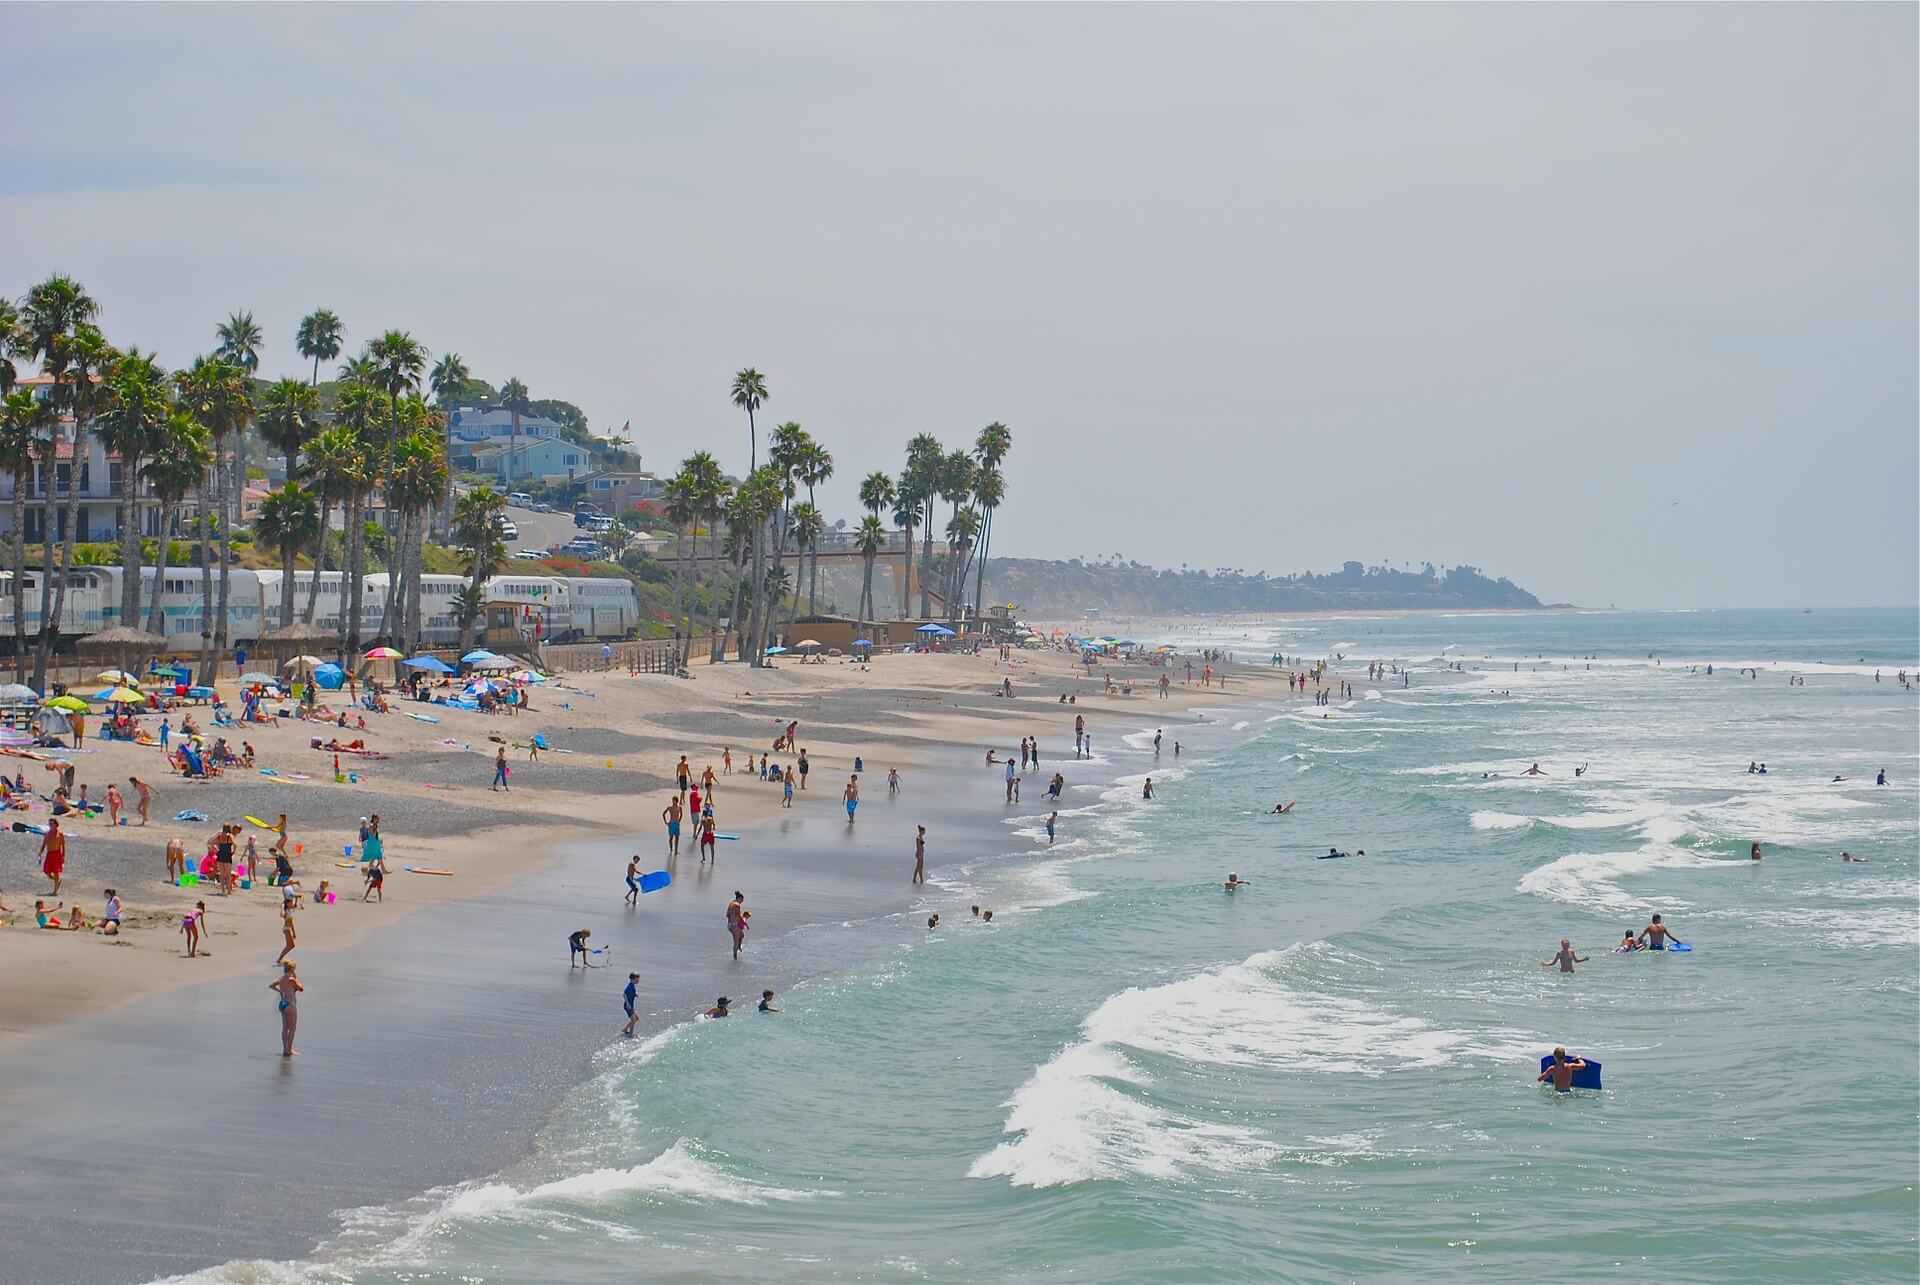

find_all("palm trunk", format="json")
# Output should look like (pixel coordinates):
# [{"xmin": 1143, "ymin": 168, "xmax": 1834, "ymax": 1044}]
[
  {"xmin": 723, "ymin": 544, "xmax": 747, "ymax": 664},
  {"xmin": 198, "ymin": 485, "xmax": 215, "ymax": 680},
  {"xmin": 745, "ymin": 528, "xmax": 766, "ymax": 665},
  {"xmin": 215, "ymin": 445, "xmax": 232, "ymax": 672},
  {"xmin": 973, "ymin": 506, "xmax": 993, "ymax": 631},
  {"xmin": 918, "ymin": 506, "xmax": 933, "ymax": 618},
  {"xmin": 342, "ymin": 495, "xmax": 363, "ymax": 657},
  {"xmin": 381, "ymin": 512, "xmax": 405, "ymax": 642},
  {"xmin": 860, "ymin": 551, "xmax": 874, "ymax": 629},
  {"xmin": 144, "ymin": 503, "xmax": 171, "ymax": 636},
  {"xmin": 279, "ymin": 536, "xmax": 297, "ymax": 633},
  {"xmin": 35, "ymin": 419, "xmax": 92, "ymax": 687},
  {"xmin": 304, "ymin": 501, "xmax": 328, "ymax": 625},
  {"xmin": 10, "ymin": 471, "xmax": 27, "ymax": 684},
  {"xmin": 118, "ymin": 456, "xmax": 142, "ymax": 627},
  {"xmin": 902, "ymin": 521, "xmax": 917, "ymax": 621}
]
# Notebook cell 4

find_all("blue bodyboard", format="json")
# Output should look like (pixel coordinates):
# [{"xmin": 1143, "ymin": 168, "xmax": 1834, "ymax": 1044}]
[
  {"xmin": 639, "ymin": 870, "xmax": 672, "ymax": 894},
  {"xmin": 1669, "ymin": 943, "xmax": 1692, "ymax": 953},
  {"xmin": 1539, "ymin": 1055, "xmax": 1603, "ymax": 1090}
]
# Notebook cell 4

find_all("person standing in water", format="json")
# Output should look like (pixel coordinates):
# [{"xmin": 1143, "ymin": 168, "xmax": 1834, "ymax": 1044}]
[
  {"xmin": 912, "ymin": 825, "xmax": 927, "ymax": 884},
  {"xmin": 625, "ymin": 855, "xmax": 642, "ymax": 906},
  {"xmin": 726, "ymin": 892, "xmax": 748, "ymax": 959},
  {"xmin": 623, "ymin": 972, "xmax": 641, "ymax": 1037},
  {"xmin": 1045, "ymin": 812, "xmax": 1057, "ymax": 844},
  {"xmin": 1537, "ymin": 1047, "xmax": 1588, "ymax": 1093},
  {"xmin": 843, "ymin": 775, "xmax": 859, "ymax": 825},
  {"xmin": 1541, "ymin": 939, "xmax": 1589, "ymax": 973},
  {"xmin": 662, "ymin": 798, "xmax": 683, "ymax": 857},
  {"xmin": 1142, "ymin": 778, "xmax": 1154, "ymax": 800},
  {"xmin": 269, "ymin": 961, "xmax": 303, "ymax": 1057}
]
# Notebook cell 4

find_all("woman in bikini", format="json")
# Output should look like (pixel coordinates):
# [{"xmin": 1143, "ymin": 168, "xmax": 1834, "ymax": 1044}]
[{"xmin": 269, "ymin": 961, "xmax": 304, "ymax": 1056}]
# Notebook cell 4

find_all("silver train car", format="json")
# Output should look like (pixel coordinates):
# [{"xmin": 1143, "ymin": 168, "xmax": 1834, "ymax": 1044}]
[{"xmin": 0, "ymin": 567, "xmax": 640, "ymax": 651}]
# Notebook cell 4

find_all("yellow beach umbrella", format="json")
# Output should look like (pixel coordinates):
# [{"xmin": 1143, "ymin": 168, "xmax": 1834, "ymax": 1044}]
[{"xmin": 103, "ymin": 687, "xmax": 147, "ymax": 704}]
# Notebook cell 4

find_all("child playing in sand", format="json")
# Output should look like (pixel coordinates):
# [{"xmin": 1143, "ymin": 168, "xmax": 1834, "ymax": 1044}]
[
  {"xmin": 180, "ymin": 904, "xmax": 204, "ymax": 955},
  {"xmin": 105, "ymin": 782, "xmax": 123, "ymax": 826},
  {"xmin": 35, "ymin": 899, "xmax": 63, "ymax": 928}
]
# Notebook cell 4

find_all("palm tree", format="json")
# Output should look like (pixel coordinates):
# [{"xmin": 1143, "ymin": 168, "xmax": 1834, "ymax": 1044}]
[
  {"xmin": 328, "ymin": 384, "xmax": 386, "ymax": 654},
  {"xmin": 972, "ymin": 421, "xmax": 1011, "ymax": 618},
  {"xmin": 367, "ymin": 331, "xmax": 427, "ymax": 531},
  {"xmin": 892, "ymin": 490, "xmax": 918, "ymax": 624},
  {"xmin": 856, "ymin": 471, "xmax": 896, "ymax": 623},
  {"xmin": 901, "ymin": 434, "xmax": 942, "ymax": 617},
  {"xmin": 726, "ymin": 468, "xmax": 779, "ymax": 664},
  {"xmin": 141, "ymin": 413, "xmax": 211, "ymax": 636},
  {"xmin": 854, "ymin": 513, "xmax": 887, "ymax": 629},
  {"xmin": 94, "ymin": 348, "xmax": 173, "ymax": 628},
  {"xmin": 787, "ymin": 501, "xmax": 823, "ymax": 628},
  {"xmin": 0, "ymin": 390, "xmax": 53, "ymax": 680},
  {"xmin": 938, "ymin": 449, "xmax": 976, "ymax": 622},
  {"xmin": 19, "ymin": 275, "xmax": 102, "ymax": 683},
  {"xmin": 175, "ymin": 355, "xmax": 250, "ymax": 675},
  {"xmin": 796, "ymin": 440, "xmax": 833, "ymax": 616},
  {"xmin": 429, "ymin": 354, "xmax": 469, "ymax": 530},
  {"xmin": 729, "ymin": 368, "xmax": 767, "ymax": 473},
  {"xmin": 0, "ymin": 299, "xmax": 23, "ymax": 395},
  {"xmin": 386, "ymin": 419, "xmax": 445, "ymax": 649},
  {"xmin": 945, "ymin": 506, "xmax": 982, "ymax": 620},
  {"xmin": 674, "ymin": 452, "xmax": 730, "ymax": 664},
  {"xmin": 256, "ymin": 483, "xmax": 320, "ymax": 629},
  {"xmin": 257, "ymin": 378, "xmax": 322, "ymax": 490},
  {"xmin": 295, "ymin": 309, "xmax": 345, "ymax": 387},
  {"xmin": 214, "ymin": 311, "xmax": 263, "ymax": 578},
  {"xmin": 337, "ymin": 353, "xmax": 380, "ymax": 386},
  {"xmin": 300, "ymin": 424, "xmax": 362, "ymax": 626},
  {"xmin": 763, "ymin": 424, "xmax": 809, "ymax": 660},
  {"xmin": 497, "ymin": 376, "xmax": 530, "ymax": 487},
  {"xmin": 451, "ymin": 486, "xmax": 507, "ymax": 648},
  {"xmin": 662, "ymin": 469, "xmax": 697, "ymax": 663}
]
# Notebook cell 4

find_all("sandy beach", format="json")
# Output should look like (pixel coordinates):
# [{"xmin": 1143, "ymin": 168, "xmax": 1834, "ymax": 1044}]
[{"xmin": 0, "ymin": 642, "xmax": 1302, "ymax": 1282}]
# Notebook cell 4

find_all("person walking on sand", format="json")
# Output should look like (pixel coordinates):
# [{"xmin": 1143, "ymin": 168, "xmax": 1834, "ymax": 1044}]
[
  {"xmin": 625, "ymin": 855, "xmax": 642, "ymax": 906},
  {"xmin": 38, "ymin": 819, "xmax": 66, "ymax": 896},
  {"xmin": 362, "ymin": 849, "xmax": 385, "ymax": 902},
  {"xmin": 797, "ymin": 748, "xmax": 809, "ymax": 790},
  {"xmin": 913, "ymin": 825, "xmax": 927, "ymax": 883},
  {"xmin": 129, "ymin": 775, "xmax": 152, "ymax": 825},
  {"xmin": 1541, "ymin": 939, "xmax": 1589, "ymax": 973},
  {"xmin": 782, "ymin": 767, "xmax": 795, "ymax": 808},
  {"xmin": 270, "ymin": 961, "xmax": 303, "ymax": 1057},
  {"xmin": 844, "ymin": 775, "xmax": 859, "ymax": 824},
  {"xmin": 726, "ymin": 892, "xmax": 747, "ymax": 959},
  {"xmin": 277, "ymin": 899, "xmax": 298, "ymax": 964},
  {"xmin": 723, "ymin": 747, "xmax": 733, "ymax": 776},
  {"xmin": 888, "ymin": 767, "xmax": 900, "ymax": 796},
  {"xmin": 105, "ymin": 782, "xmax": 123, "ymax": 827},
  {"xmin": 675, "ymin": 756, "xmax": 691, "ymax": 795},
  {"xmin": 662, "ymin": 798, "xmax": 683, "ymax": 857},
  {"xmin": 492, "ymin": 745, "xmax": 510, "ymax": 791},
  {"xmin": 699, "ymin": 814, "xmax": 718, "ymax": 863}
]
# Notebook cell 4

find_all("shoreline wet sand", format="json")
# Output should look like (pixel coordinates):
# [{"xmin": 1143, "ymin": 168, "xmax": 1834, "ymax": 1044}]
[{"xmin": 0, "ymin": 648, "xmax": 1299, "ymax": 1283}]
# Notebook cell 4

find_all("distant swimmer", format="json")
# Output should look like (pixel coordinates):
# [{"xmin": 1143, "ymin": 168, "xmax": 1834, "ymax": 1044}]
[
  {"xmin": 1522, "ymin": 763, "xmax": 1547, "ymax": 777},
  {"xmin": 1224, "ymin": 873, "xmax": 1251, "ymax": 892},
  {"xmin": 1319, "ymin": 847, "xmax": 1365, "ymax": 860},
  {"xmin": 1876, "ymin": 770, "xmax": 1887, "ymax": 786},
  {"xmin": 1269, "ymin": 802, "xmax": 1295, "ymax": 815},
  {"xmin": 1636, "ymin": 914, "xmax": 1683, "ymax": 950},
  {"xmin": 1573, "ymin": 764, "xmax": 1588, "ymax": 778},
  {"xmin": 1748, "ymin": 762, "xmax": 1757, "ymax": 774},
  {"xmin": 1142, "ymin": 778, "xmax": 1155, "ymax": 800},
  {"xmin": 1831, "ymin": 776, "xmax": 1846, "ymax": 784},
  {"xmin": 1542, "ymin": 939, "xmax": 1590, "ymax": 973},
  {"xmin": 1750, "ymin": 842, "xmax": 1764, "ymax": 861},
  {"xmin": 1838, "ymin": 851, "xmax": 1869, "ymax": 862},
  {"xmin": 1757, "ymin": 763, "xmax": 1767, "ymax": 775},
  {"xmin": 1537, "ymin": 1047, "xmax": 1590, "ymax": 1094}
]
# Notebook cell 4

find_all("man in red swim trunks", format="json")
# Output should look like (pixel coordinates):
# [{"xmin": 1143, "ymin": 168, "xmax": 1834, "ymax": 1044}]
[{"xmin": 38, "ymin": 819, "xmax": 66, "ymax": 895}]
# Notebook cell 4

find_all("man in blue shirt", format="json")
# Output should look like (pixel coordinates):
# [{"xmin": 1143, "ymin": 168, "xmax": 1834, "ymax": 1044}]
[{"xmin": 622, "ymin": 972, "xmax": 640, "ymax": 1037}]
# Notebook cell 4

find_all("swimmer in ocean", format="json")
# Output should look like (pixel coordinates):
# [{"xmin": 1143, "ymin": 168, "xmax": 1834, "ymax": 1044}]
[
  {"xmin": 1522, "ymin": 763, "xmax": 1547, "ymax": 776},
  {"xmin": 1636, "ymin": 914, "xmax": 1683, "ymax": 950},
  {"xmin": 1224, "ymin": 873, "xmax": 1250, "ymax": 892},
  {"xmin": 1574, "ymin": 764, "xmax": 1588, "ymax": 778},
  {"xmin": 1541, "ymin": 939, "xmax": 1590, "ymax": 973},
  {"xmin": 1537, "ymin": 1047, "xmax": 1589, "ymax": 1093},
  {"xmin": 1269, "ymin": 801, "xmax": 1295, "ymax": 814},
  {"xmin": 1615, "ymin": 931, "xmax": 1639, "ymax": 953}
]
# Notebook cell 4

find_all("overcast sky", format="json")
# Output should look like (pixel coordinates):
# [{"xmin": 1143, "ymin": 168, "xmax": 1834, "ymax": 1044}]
[{"xmin": 4, "ymin": 5, "xmax": 1913, "ymax": 608}]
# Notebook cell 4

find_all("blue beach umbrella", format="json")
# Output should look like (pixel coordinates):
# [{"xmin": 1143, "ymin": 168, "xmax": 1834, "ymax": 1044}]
[
  {"xmin": 460, "ymin": 650, "xmax": 496, "ymax": 664},
  {"xmin": 915, "ymin": 623, "xmax": 956, "ymax": 636},
  {"xmin": 764, "ymin": 645, "xmax": 788, "ymax": 655},
  {"xmin": 405, "ymin": 656, "xmax": 455, "ymax": 673},
  {"xmin": 850, "ymin": 638, "xmax": 873, "ymax": 648}
]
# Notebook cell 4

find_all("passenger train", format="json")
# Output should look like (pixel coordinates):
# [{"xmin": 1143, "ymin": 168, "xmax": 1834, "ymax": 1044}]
[{"xmin": 0, "ymin": 567, "xmax": 641, "ymax": 652}]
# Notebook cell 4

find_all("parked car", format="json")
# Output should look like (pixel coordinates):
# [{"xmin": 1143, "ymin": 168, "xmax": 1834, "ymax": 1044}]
[
  {"xmin": 530, "ymin": 501, "xmax": 553, "ymax": 513},
  {"xmin": 496, "ymin": 519, "xmax": 519, "ymax": 541},
  {"xmin": 573, "ymin": 507, "xmax": 605, "ymax": 528},
  {"xmin": 505, "ymin": 491, "xmax": 534, "ymax": 508},
  {"xmin": 515, "ymin": 548, "xmax": 549, "ymax": 560},
  {"xmin": 561, "ymin": 536, "xmax": 603, "ymax": 557}
]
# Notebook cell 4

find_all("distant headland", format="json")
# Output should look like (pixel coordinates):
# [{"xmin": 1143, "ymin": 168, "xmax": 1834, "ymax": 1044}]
[{"xmin": 987, "ymin": 557, "xmax": 1552, "ymax": 615}]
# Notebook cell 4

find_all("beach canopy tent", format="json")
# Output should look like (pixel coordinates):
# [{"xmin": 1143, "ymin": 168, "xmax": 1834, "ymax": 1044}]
[
  {"xmin": 405, "ymin": 656, "xmax": 456, "ymax": 673},
  {"xmin": 915, "ymin": 623, "xmax": 956, "ymax": 636}
]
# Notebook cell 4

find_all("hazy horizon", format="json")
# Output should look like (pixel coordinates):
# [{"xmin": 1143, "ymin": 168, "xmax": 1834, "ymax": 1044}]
[{"xmin": 4, "ymin": 5, "xmax": 1914, "ymax": 610}]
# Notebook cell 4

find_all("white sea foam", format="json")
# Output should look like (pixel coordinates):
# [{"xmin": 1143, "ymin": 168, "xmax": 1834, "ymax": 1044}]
[
  {"xmin": 1470, "ymin": 810, "xmax": 1534, "ymax": 831},
  {"xmin": 971, "ymin": 945, "xmax": 1532, "ymax": 1188}
]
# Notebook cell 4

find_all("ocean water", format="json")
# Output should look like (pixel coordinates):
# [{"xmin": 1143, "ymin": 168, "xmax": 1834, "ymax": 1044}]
[{"xmin": 176, "ymin": 609, "xmax": 1918, "ymax": 1283}]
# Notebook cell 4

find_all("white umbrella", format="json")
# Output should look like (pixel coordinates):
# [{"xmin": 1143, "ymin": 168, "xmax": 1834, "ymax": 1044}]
[
  {"xmin": 0, "ymin": 683, "xmax": 40, "ymax": 701},
  {"xmin": 282, "ymin": 655, "xmax": 327, "ymax": 670},
  {"xmin": 470, "ymin": 655, "xmax": 518, "ymax": 671}
]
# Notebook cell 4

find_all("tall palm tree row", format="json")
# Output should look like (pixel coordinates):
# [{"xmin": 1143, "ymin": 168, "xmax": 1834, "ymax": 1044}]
[
  {"xmin": 796, "ymin": 439, "xmax": 833, "ymax": 617},
  {"xmin": 175, "ymin": 355, "xmax": 250, "ymax": 674},
  {"xmin": 856, "ymin": 470, "xmax": 895, "ymax": 626},
  {"xmin": 900, "ymin": 434, "xmax": 943, "ymax": 618},
  {"xmin": 93, "ymin": 348, "xmax": 173, "ymax": 628},
  {"xmin": 142, "ymin": 414, "xmax": 211, "ymax": 636},
  {"xmin": 970, "ymin": 421, "xmax": 1012, "ymax": 621},
  {"xmin": 0, "ymin": 389, "xmax": 52, "ymax": 680}
]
